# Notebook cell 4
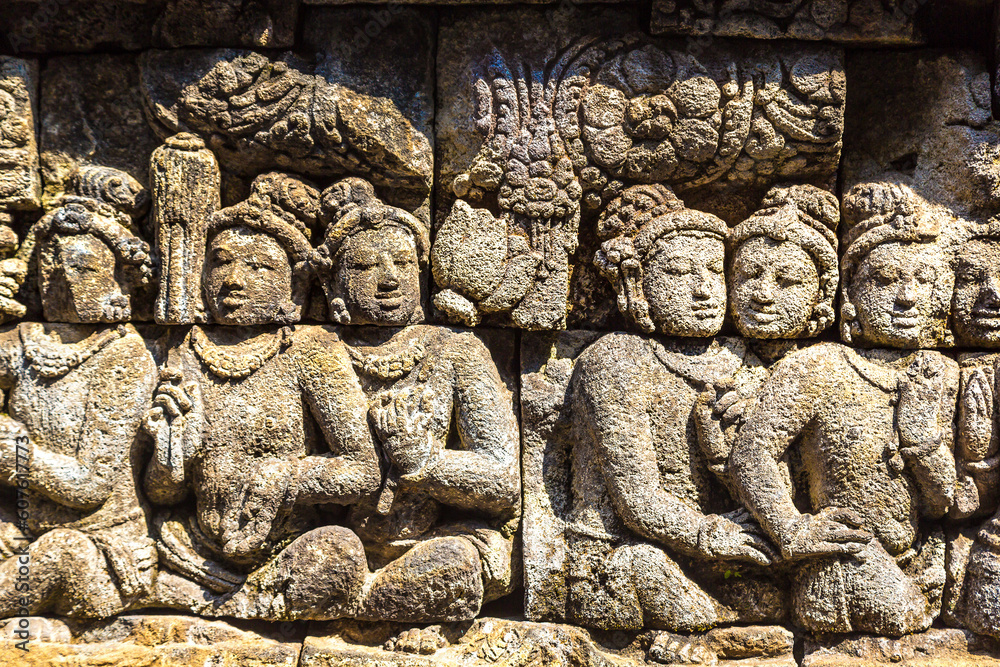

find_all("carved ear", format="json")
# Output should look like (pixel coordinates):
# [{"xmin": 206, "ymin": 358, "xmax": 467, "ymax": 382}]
[
  {"xmin": 840, "ymin": 302, "xmax": 858, "ymax": 344},
  {"xmin": 329, "ymin": 297, "xmax": 351, "ymax": 325}
]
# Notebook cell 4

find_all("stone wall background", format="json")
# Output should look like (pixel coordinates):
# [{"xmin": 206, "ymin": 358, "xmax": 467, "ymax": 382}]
[{"xmin": 0, "ymin": 1, "xmax": 999, "ymax": 666}]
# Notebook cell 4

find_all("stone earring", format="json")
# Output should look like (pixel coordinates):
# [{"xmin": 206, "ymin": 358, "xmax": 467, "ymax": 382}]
[{"xmin": 329, "ymin": 297, "xmax": 351, "ymax": 325}]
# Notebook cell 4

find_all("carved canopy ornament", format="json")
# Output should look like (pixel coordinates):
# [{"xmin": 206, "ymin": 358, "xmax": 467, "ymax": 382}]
[
  {"xmin": 433, "ymin": 35, "xmax": 844, "ymax": 330},
  {"xmin": 139, "ymin": 49, "xmax": 433, "ymax": 193}
]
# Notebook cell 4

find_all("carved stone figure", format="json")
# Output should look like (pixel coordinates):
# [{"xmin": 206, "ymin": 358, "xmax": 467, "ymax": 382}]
[
  {"xmin": 839, "ymin": 181, "xmax": 955, "ymax": 348},
  {"xmin": 566, "ymin": 332, "xmax": 783, "ymax": 636},
  {"xmin": 729, "ymin": 184, "xmax": 839, "ymax": 339},
  {"xmin": 141, "ymin": 174, "xmax": 380, "ymax": 620},
  {"xmin": 0, "ymin": 57, "xmax": 40, "ymax": 212},
  {"xmin": 317, "ymin": 179, "xmax": 521, "ymax": 624},
  {"xmin": 729, "ymin": 196, "xmax": 960, "ymax": 635},
  {"xmin": 0, "ymin": 194, "xmax": 158, "ymax": 619},
  {"xmin": 593, "ymin": 184, "xmax": 727, "ymax": 337}
]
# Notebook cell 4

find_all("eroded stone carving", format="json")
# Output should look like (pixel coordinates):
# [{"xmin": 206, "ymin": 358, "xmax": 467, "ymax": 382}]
[
  {"xmin": 731, "ymin": 341, "xmax": 957, "ymax": 635},
  {"xmin": 140, "ymin": 49, "xmax": 432, "ymax": 195},
  {"xmin": 593, "ymin": 184, "xmax": 728, "ymax": 336},
  {"xmin": 319, "ymin": 183, "xmax": 521, "ymax": 624},
  {"xmin": 729, "ymin": 184, "xmax": 839, "ymax": 339},
  {"xmin": 649, "ymin": 0, "xmax": 987, "ymax": 44},
  {"xmin": 0, "ymin": 193, "xmax": 158, "ymax": 619},
  {"xmin": 839, "ymin": 181, "xmax": 955, "ymax": 348},
  {"xmin": 436, "ymin": 8, "xmax": 844, "ymax": 329}
]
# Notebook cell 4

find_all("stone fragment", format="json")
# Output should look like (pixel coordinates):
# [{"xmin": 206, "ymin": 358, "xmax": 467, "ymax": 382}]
[
  {"xmin": 0, "ymin": 614, "xmax": 300, "ymax": 666},
  {"xmin": 842, "ymin": 50, "xmax": 1000, "ymax": 224},
  {"xmin": 140, "ymin": 44, "xmax": 433, "ymax": 211},
  {"xmin": 0, "ymin": 57, "xmax": 40, "ymax": 212},
  {"xmin": 41, "ymin": 55, "xmax": 161, "ymax": 200},
  {"xmin": 802, "ymin": 628, "xmax": 1000, "ymax": 666},
  {"xmin": 436, "ymin": 5, "xmax": 843, "ymax": 329},
  {"xmin": 651, "ymin": 0, "xmax": 992, "ymax": 45},
  {"xmin": 302, "ymin": 618, "xmax": 633, "ymax": 666}
]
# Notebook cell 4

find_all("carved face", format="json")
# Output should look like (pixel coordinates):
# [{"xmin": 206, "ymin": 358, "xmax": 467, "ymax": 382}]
[
  {"xmin": 203, "ymin": 227, "xmax": 293, "ymax": 325},
  {"xmin": 334, "ymin": 225, "xmax": 422, "ymax": 326},
  {"xmin": 849, "ymin": 241, "xmax": 943, "ymax": 347},
  {"xmin": 953, "ymin": 238, "xmax": 1000, "ymax": 346},
  {"xmin": 42, "ymin": 234, "xmax": 129, "ymax": 323},
  {"xmin": 643, "ymin": 232, "xmax": 725, "ymax": 336},
  {"xmin": 731, "ymin": 236, "xmax": 819, "ymax": 339}
]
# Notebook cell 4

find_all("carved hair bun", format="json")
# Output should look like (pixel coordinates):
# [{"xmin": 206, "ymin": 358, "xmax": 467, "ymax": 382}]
[
  {"xmin": 70, "ymin": 165, "xmax": 151, "ymax": 220},
  {"xmin": 319, "ymin": 177, "xmax": 377, "ymax": 227},
  {"xmin": 596, "ymin": 183, "xmax": 683, "ymax": 241},
  {"xmin": 762, "ymin": 184, "xmax": 839, "ymax": 235}
]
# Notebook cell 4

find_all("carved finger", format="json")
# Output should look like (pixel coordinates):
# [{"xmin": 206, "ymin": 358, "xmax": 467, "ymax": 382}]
[
  {"xmin": 160, "ymin": 367, "xmax": 183, "ymax": 382},
  {"xmin": 153, "ymin": 394, "xmax": 182, "ymax": 418},
  {"xmin": 158, "ymin": 383, "xmax": 193, "ymax": 413},
  {"xmin": 736, "ymin": 544, "xmax": 773, "ymax": 566},
  {"xmin": 820, "ymin": 507, "xmax": 865, "ymax": 529}
]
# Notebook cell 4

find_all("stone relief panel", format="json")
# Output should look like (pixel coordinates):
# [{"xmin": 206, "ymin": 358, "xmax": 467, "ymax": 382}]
[
  {"xmin": 9, "ymin": 3, "xmax": 1000, "ymax": 666},
  {"xmin": 435, "ymin": 6, "xmax": 844, "ymax": 331}
]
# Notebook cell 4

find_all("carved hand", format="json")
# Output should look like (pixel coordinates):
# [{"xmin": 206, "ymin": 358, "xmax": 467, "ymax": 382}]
[
  {"xmin": 781, "ymin": 506, "xmax": 872, "ymax": 560},
  {"xmin": 221, "ymin": 458, "xmax": 298, "ymax": 559},
  {"xmin": 143, "ymin": 368, "xmax": 201, "ymax": 482},
  {"xmin": 697, "ymin": 508, "xmax": 778, "ymax": 566},
  {"xmin": 959, "ymin": 367, "xmax": 995, "ymax": 461},
  {"xmin": 897, "ymin": 353, "xmax": 946, "ymax": 451},
  {"xmin": 370, "ymin": 385, "xmax": 437, "ymax": 477},
  {"xmin": 694, "ymin": 380, "xmax": 752, "ymax": 475}
]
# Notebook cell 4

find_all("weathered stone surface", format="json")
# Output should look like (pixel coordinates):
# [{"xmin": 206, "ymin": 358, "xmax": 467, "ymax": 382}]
[
  {"xmin": 0, "ymin": 0, "xmax": 298, "ymax": 53},
  {"xmin": 140, "ymin": 41, "xmax": 433, "ymax": 212},
  {"xmin": 651, "ymin": 0, "xmax": 993, "ymax": 45},
  {"xmin": 436, "ymin": 6, "xmax": 843, "ymax": 330},
  {"xmin": 41, "ymin": 55, "xmax": 161, "ymax": 202},
  {"xmin": 842, "ymin": 50, "xmax": 999, "ymax": 225},
  {"xmin": 521, "ymin": 331, "xmax": 787, "ymax": 633},
  {"xmin": 0, "ymin": 614, "xmax": 301, "ymax": 666},
  {"xmin": 802, "ymin": 628, "xmax": 1000, "ymax": 666},
  {"xmin": 0, "ymin": 57, "xmax": 40, "ymax": 213}
]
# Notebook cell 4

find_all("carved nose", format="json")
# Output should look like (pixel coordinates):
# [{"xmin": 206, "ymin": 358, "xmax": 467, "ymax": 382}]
[
  {"xmin": 378, "ymin": 256, "xmax": 400, "ymax": 288},
  {"xmin": 983, "ymin": 276, "xmax": 1000, "ymax": 304},
  {"xmin": 896, "ymin": 279, "xmax": 918, "ymax": 307},
  {"xmin": 693, "ymin": 271, "xmax": 713, "ymax": 299},
  {"xmin": 223, "ymin": 264, "xmax": 247, "ymax": 288}
]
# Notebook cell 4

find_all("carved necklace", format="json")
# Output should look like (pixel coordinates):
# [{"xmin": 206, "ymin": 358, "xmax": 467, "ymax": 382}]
[
  {"xmin": 191, "ymin": 326, "xmax": 292, "ymax": 380},
  {"xmin": 22, "ymin": 323, "xmax": 127, "ymax": 378},
  {"xmin": 345, "ymin": 338, "xmax": 427, "ymax": 381}
]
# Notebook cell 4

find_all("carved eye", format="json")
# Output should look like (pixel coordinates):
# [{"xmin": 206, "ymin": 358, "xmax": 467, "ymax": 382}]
[{"xmin": 914, "ymin": 266, "xmax": 936, "ymax": 285}]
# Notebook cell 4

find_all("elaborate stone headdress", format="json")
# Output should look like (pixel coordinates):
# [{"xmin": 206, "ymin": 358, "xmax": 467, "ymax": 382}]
[
  {"xmin": 316, "ymin": 177, "xmax": 429, "ymax": 265},
  {"xmin": 730, "ymin": 184, "xmax": 840, "ymax": 337},
  {"xmin": 594, "ymin": 183, "xmax": 727, "ymax": 332},
  {"xmin": 206, "ymin": 172, "xmax": 319, "ymax": 322},
  {"xmin": 313, "ymin": 177, "xmax": 429, "ymax": 324},
  {"xmin": 26, "ymin": 165, "xmax": 155, "ymax": 296},
  {"xmin": 840, "ymin": 180, "xmax": 954, "ymax": 346}
]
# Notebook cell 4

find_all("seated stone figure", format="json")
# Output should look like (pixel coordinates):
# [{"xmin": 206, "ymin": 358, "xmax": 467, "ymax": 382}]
[
  {"xmin": 729, "ymin": 184, "xmax": 839, "ymax": 340},
  {"xmin": 315, "ymin": 177, "xmax": 521, "ymax": 623},
  {"xmin": 944, "ymin": 216, "xmax": 1000, "ymax": 638},
  {"xmin": 567, "ymin": 184, "xmax": 783, "ymax": 634},
  {"xmin": 0, "ymin": 183, "xmax": 158, "ymax": 619},
  {"xmin": 141, "ymin": 173, "xmax": 381, "ymax": 620},
  {"xmin": 730, "ymin": 181, "xmax": 958, "ymax": 636}
]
